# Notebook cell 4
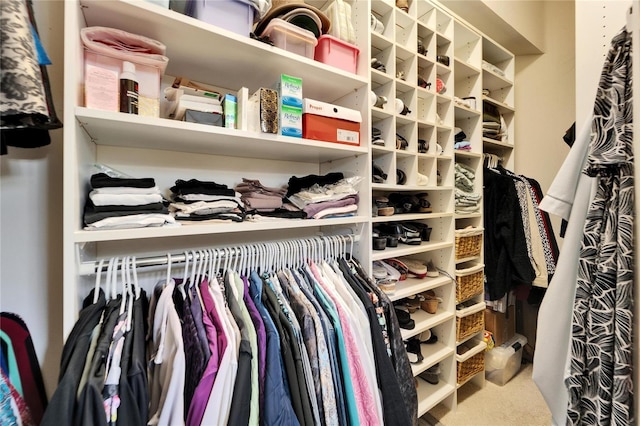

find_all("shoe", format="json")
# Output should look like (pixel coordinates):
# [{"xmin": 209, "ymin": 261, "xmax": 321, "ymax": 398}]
[
  {"xmin": 372, "ymin": 162, "xmax": 387, "ymax": 183},
  {"xmin": 426, "ymin": 260, "xmax": 439, "ymax": 277},
  {"xmin": 404, "ymin": 259, "xmax": 427, "ymax": 278},
  {"xmin": 377, "ymin": 279, "xmax": 396, "ymax": 295},
  {"xmin": 418, "ymin": 363, "xmax": 440, "ymax": 384},
  {"xmin": 372, "ymin": 261, "xmax": 388, "ymax": 279},
  {"xmin": 372, "ymin": 232, "xmax": 387, "ymax": 251},
  {"xmin": 396, "ymin": 0, "xmax": 409, "ymax": 13},
  {"xmin": 395, "ymin": 308, "xmax": 415, "ymax": 330},
  {"xmin": 400, "ymin": 223, "xmax": 422, "ymax": 245},
  {"xmin": 419, "ymin": 290, "xmax": 441, "ymax": 313},
  {"xmin": 420, "ymin": 329, "xmax": 438, "ymax": 344},
  {"xmin": 405, "ymin": 337, "xmax": 424, "ymax": 364},
  {"xmin": 384, "ymin": 258, "xmax": 408, "ymax": 281},
  {"xmin": 416, "ymin": 193, "xmax": 433, "ymax": 213},
  {"xmin": 416, "ymin": 173, "xmax": 429, "ymax": 186}
]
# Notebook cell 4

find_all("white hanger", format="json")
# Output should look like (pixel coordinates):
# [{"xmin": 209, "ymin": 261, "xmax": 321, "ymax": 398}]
[
  {"xmin": 165, "ymin": 253, "xmax": 173, "ymax": 286},
  {"xmin": 93, "ymin": 259, "xmax": 105, "ymax": 304},
  {"xmin": 126, "ymin": 256, "xmax": 136, "ymax": 331},
  {"xmin": 119, "ymin": 256, "xmax": 129, "ymax": 315},
  {"xmin": 182, "ymin": 250, "xmax": 190, "ymax": 287},
  {"xmin": 189, "ymin": 249, "xmax": 198, "ymax": 286},
  {"xmin": 110, "ymin": 257, "xmax": 119, "ymax": 301}
]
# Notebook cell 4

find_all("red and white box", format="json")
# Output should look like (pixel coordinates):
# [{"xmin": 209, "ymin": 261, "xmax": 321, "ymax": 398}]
[{"xmin": 302, "ymin": 98, "xmax": 361, "ymax": 146}]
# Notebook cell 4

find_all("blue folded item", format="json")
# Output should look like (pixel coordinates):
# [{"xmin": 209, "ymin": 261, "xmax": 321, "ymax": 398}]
[{"xmin": 454, "ymin": 141, "xmax": 472, "ymax": 150}]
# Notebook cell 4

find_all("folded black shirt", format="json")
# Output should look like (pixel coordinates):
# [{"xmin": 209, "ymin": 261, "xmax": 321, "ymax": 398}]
[{"xmin": 90, "ymin": 173, "xmax": 156, "ymax": 189}]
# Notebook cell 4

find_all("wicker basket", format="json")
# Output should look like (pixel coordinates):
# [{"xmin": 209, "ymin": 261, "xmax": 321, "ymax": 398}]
[
  {"xmin": 455, "ymin": 227, "xmax": 484, "ymax": 260},
  {"xmin": 457, "ymin": 351, "xmax": 485, "ymax": 384},
  {"xmin": 455, "ymin": 264, "xmax": 485, "ymax": 303},
  {"xmin": 456, "ymin": 308, "xmax": 485, "ymax": 341}
]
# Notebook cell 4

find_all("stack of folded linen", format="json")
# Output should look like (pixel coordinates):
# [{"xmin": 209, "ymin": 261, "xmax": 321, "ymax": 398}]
[
  {"xmin": 83, "ymin": 173, "xmax": 175, "ymax": 230},
  {"xmin": 169, "ymin": 179, "xmax": 245, "ymax": 222},
  {"xmin": 454, "ymin": 163, "xmax": 482, "ymax": 214},
  {"xmin": 235, "ymin": 178, "xmax": 305, "ymax": 220},
  {"xmin": 454, "ymin": 127, "xmax": 472, "ymax": 151},
  {"xmin": 286, "ymin": 172, "xmax": 360, "ymax": 219}
]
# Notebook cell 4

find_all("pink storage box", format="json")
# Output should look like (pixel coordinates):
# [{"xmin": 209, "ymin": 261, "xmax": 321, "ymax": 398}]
[
  {"xmin": 262, "ymin": 19, "xmax": 317, "ymax": 59},
  {"xmin": 314, "ymin": 34, "xmax": 359, "ymax": 74},
  {"xmin": 193, "ymin": 0, "xmax": 254, "ymax": 37}
]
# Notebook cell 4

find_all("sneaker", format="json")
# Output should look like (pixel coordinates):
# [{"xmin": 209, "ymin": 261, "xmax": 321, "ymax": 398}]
[{"xmin": 418, "ymin": 363, "xmax": 441, "ymax": 384}]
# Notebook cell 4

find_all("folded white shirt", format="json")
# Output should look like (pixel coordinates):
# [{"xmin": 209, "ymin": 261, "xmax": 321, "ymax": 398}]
[
  {"xmin": 91, "ymin": 186, "xmax": 161, "ymax": 195},
  {"xmin": 90, "ymin": 191, "xmax": 164, "ymax": 206},
  {"xmin": 84, "ymin": 213, "xmax": 176, "ymax": 230},
  {"xmin": 170, "ymin": 200, "xmax": 240, "ymax": 214}
]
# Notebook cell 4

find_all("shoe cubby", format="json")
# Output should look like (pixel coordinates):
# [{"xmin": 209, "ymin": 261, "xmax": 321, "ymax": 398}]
[
  {"xmin": 396, "ymin": 47, "xmax": 417, "ymax": 85},
  {"xmin": 395, "ymin": 7, "xmax": 417, "ymax": 50},
  {"xmin": 417, "ymin": 23, "xmax": 437, "ymax": 62},
  {"xmin": 371, "ymin": 79, "xmax": 395, "ymax": 115},
  {"xmin": 435, "ymin": 157, "xmax": 453, "ymax": 187},
  {"xmin": 417, "ymin": 156, "xmax": 435, "ymax": 186},
  {"xmin": 372, "ymin": 115, "xmax": 396, "ymax": 150},
  {"xmin": 416, "ymin": 1, "xmax": 437, "ymax": 29},
  {"xmin": 418, "ymin": 56, "xmax": 436, "ymax": 92},
  {"xmin": 482, "ymin": 38, "xmax": 514, "ymax": 108},
  {"xmin": 372, "ymin": 151, "xmax": 396, "ymax": 185},
  {"xmin": 454, "ymin": 21, "xmax": 482, "ymax": 69},
  {"xmin": 371, "ymin": 0, "xmax": 395, "ymax": 40},
  {"xmin": 396, "ymin": 120, "xmax": 417, "ymax": 151},
  {"xmin": 436, "ymin": 97, "xmax": 453, "ymax": 127},
  {"xmin": 417, "ymin": 91, "xmax": 436, "ymax": 124},
  {"xmin": 395, "ymin": 89, "xmax": 417, "ymax": 122},
  {"xmin": 454, "ymin": 112, "xmax": 481, "ymax": 153},
  {"xmin": 417, "ymin": 123, "xmax": 435, "ymax": 152},
  {"xmin": 396, "ymin": 155, "xmax": 418, "ymax": 185},
  {"xmin": 372, "ymin": 42, "xmax": 395, "ymax": 77}
]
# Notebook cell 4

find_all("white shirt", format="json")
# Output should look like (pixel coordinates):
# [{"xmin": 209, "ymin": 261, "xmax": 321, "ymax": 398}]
[{"xmin": 533, "ymin": 120, "xmax": 598, "ymax": 425}]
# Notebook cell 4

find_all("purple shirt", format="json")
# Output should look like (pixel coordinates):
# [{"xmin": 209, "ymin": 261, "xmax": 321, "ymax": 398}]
[
  {"xmin": 186, "ymin": 279, "xmax": 228, "ymax": 426},
  {"xmin": 242, "ymin": 275, "xmax": 267, "ymax": 419}
]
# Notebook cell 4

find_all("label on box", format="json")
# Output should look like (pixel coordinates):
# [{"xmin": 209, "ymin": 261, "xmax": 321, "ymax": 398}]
[
  {"xmin": 277, "ymin": 74, "xmax": 302, "ymax": 108},
  {"xmin": 337, "ymin": 129, "xmax": 359, "ymax": 144},
  {"xmin": 85, "ymin": 64, "xmax": 119, "ymax": 111}
]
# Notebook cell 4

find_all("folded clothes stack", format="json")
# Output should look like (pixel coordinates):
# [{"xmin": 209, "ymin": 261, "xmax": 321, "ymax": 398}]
[
  {"xmin": 235, "ymin": 178, "xmax": 305, "ymax": 219},
  {"xmin": 169, "ymin": 178, "xmax": 245, "ymax": 222},
  {"xmin": 83, "ymin": 173, "xmax": 175, "ymax": 230},
  {"xmin": 455, "ymin": 163, "xmax": 482, "ymax": 214},
  {"xmin": 286, "ymin": 172, "xmax": 360, "ymax": 219},
  {"xmin": 454, "ymin": 127, "xmax": 472, "ymax": 151}
]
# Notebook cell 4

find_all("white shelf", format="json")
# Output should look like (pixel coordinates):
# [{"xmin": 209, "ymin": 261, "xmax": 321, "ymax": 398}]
[
  {"xmin": 483, "ymin": 137, "xmax": 514, "ymax": 150},
  {"xmin": 79, "ymin": 0, "xmax": 368, "ymax": 101},
  {"xmin": 482, "ymin": 67, "xmax": 514, "ymax": 92},
  {"xmin": 454, "ymin": 150, "xmax": 482, "ymax": 159},
  {"xmin": 372, "ymin": 212, "xmax": 454, "ymax": 223},
  {"xmin": 454, "ymin": 104, "xmax": 481, "ymax": 119},
  {"xmin": 372, "ymin": 241, "xmax": 454, "ymax": 261},
  {"xmin": 401, "ymin": 308, "xmax": 455, "ymax": 340},
  {"xmin": 482, "ymin": 95, "xmax": 515, "ymax": 113},
  {"xmin": 412, "ymin": 341, "xmax": 455, "ymax": 376},
  {"xmin": 74, "ymin": 215, "xmax": 370, "ymax": 243},
  {"xmin": 371, "ymin": 183, "xmax": 453, "ymax": 191},
  {"xmin": 76, "ymin": 108, "xmax": 367, "ymax": 163},
  {"xmin": 416, "ymin": 378, "xmax": 456, "ymax": 417},
  {"xmin": 454, "ymin": 58, "xmax": 481, "ymax": 79},
  {"xmin": 455, "ymin": 212, "xmax": 482, "ymax": 219},
  {"xmin": 389, "ymin": 275, "xmax": 453, "ymax": 302}
]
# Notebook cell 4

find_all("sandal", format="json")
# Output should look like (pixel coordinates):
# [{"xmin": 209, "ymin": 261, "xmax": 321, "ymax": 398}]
[
  {"xmin": 405, "ymin": 337, "xmax": 424, "ymax": 364},
  {"xmin": 403, "ymin": 259, "xmax": 427, "ymax": 278}
]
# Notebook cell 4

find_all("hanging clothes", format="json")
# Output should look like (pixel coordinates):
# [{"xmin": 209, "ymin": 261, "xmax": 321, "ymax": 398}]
[{"xmin": 565, "ymin": 27, "xmax": 634, "ymax": 426}]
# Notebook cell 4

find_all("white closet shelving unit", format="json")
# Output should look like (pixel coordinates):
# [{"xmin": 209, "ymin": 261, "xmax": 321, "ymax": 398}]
[
  {"xmin": 62, "ymin": 0, "xmax": 372, "ymax": 336},
  {"xmin": 62, "ymin": 0, "xmax": 517, "ymax": 420},
  {"xmin": 369, "ymin": 0, "xmax": 457, "ymax": 416}
]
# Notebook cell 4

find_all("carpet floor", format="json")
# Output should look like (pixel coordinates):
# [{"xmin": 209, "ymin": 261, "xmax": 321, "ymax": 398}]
[{"xmin": 423, "ymin": 362, "xmax": 551, "ymax": 426}]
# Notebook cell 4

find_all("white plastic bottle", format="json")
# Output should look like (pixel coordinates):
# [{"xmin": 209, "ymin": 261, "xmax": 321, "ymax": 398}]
[{"xmin": 119, "ymin": 61, "xmax": 139, "ymax": 114}]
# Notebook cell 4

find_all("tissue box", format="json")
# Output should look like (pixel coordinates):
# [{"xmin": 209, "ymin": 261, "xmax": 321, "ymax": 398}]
[
  {"xmin": 280, "ymin": 105, "xmax": 302, "ymax": 138},
  {"xmin": 302, "ymin": 98, "xmax": 361, "ymax": 145},
  {"xmin": 275, "ymin": 74, "xmax": 303, "ymax": 108},
  {"xmin": 247, "ymin": 88, "xmax": 278, "ymax": 134}
]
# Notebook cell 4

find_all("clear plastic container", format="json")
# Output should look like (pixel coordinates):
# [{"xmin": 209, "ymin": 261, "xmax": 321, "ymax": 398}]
[
  {"xmin": 262, "ymin": 18, "xmax": 318, "ymax": 59},
  {"xmin": 485, "ymin": 333, "xmax": 527, "ymax": 386},
  {"xmin": 193, "ymin": 0, "xmax": 254, "ymax": 37}
]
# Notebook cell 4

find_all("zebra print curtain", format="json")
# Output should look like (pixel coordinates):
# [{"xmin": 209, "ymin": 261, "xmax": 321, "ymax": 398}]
[{"xmin": 566, "ymin": 27, "xmax": 635, "ymax": 426}]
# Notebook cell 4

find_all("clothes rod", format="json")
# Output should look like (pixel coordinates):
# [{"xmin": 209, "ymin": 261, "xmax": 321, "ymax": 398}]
[{"xmin": 78, "ymin": 234, "xmax": 359, "ymax": 276}]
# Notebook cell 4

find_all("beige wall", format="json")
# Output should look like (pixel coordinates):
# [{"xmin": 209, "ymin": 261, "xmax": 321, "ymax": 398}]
[
  {"xmin": 0, "ymin": 1, "xmax": 64, "ymax": 397},
  {"xmin": 483, "ymin": 0, "xmax": 545, "ymax": 51},
  {"xmin": 514, "ymin": 0, "xmax": 574, "ymax": 194}
]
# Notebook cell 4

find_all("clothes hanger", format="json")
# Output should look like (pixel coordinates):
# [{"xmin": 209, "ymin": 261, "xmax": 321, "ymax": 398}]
[
  {"xmin": 111, "ymin": 257, "xmax": 119, "ymax": 301},
  {"xmin": 126, "ymin": 256, "xmax": 136, "ymax": 331},
  {"xmin": 93, "ymin": 259, "xmax": 105, "ymax": 304},
  {"xmin": 189, "ymin": 249, "xmax": 198, "ymax": 287},
  {"xmin": 119, "ymin": 256, "xmax": 129, "ymax": 316},
  {"xmin": 182, "ymin": 250, "xmax": 190, "ymax": 288}
]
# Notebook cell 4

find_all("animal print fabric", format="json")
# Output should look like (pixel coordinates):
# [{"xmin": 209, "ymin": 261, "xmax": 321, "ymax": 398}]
[{"xmin": 566, "ymin": 28, "xmax": 635, "ymax": 426}]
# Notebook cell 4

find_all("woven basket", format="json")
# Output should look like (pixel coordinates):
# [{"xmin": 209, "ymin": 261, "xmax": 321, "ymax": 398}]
[
  {"xmin": 455, "ymin": 227, "xmax": 484, "ymax": 260},
  {"xmin": 455, "ymin": 264, "xmax": 485, "ymax": 303},
  {"xmin": 457, "ymin": 351, "xmax": 485, "ymax": 384},
  {"xmin": 456, "ymin": 309, "xmax": 484, "ymax": 341}
]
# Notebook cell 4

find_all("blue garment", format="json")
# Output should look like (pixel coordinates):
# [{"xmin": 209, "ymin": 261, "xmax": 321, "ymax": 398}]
[
  {"xmin": 294, "ymin": 269, "xmax": 348, "ymax": 426},
  {"xmin": 249, "ymin": 271, "xmax": 299, "ymax": 426},
  {"xmin": 302, "ymin": 266, "xmax": 359, "ymax": 426}
]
